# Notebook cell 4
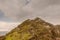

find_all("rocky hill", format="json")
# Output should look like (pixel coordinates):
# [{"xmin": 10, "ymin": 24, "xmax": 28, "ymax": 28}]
[{"xmin": 1, "ymin": 17, "xmax": 60, "ymax": 40}]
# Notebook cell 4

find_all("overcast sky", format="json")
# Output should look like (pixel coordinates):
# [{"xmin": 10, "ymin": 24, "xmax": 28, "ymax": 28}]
[{"xmin": 0, "ymin": 0, "xmax": 60, "ymax": 31}]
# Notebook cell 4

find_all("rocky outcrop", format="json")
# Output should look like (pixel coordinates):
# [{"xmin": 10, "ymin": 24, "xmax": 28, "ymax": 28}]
[{"xmin": 1, "ymin": 17, "xmax": 60, "ymax": 40}]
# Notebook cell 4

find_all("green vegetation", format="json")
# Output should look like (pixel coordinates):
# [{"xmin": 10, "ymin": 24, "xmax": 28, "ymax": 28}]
[{"xmin": 1, "ymin": 17, "xmax": 60, "ymax": 40}]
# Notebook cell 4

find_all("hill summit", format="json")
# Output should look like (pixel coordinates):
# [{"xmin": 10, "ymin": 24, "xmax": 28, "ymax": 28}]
[{"xmin": 1, "ymin": 17, "xmax": 60, "ymax": 40}]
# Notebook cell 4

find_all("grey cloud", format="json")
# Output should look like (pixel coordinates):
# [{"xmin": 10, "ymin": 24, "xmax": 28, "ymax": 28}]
[
  {"xmin": 0, "ymin": 10, "xmax": 17, "ymax": 22},
  {"xmin": 49, "ymin": 0, "xmax": 60, "ymax": 5},
  {"xmin": 23, "ymin": 0, "xmax": 60, "ymax": 24},
  {"xmin": 0, "ymin": 10, "xmax": 4, "ymax": 18},
  {"xmin": 0, "ymin": 0, "xmax": 59, "ymax": 18},
  {"xmin": 0, "ymin": 0, "xmax": 32, "ymax": 22},
  {"xmin": 30, "ymin": 0, "xmax": 60, "ymax": 10},
  {"xmin": 0, "ymin": 0, "xmax": 60, "ymax": 24},
  {"xmin": 24, "ymin": 0, "xmax": 31, "ymax": 5}
]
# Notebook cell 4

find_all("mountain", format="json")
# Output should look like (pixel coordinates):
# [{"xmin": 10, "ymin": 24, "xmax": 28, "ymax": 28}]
[{"xmin": 1, "ymin": 17, "xmax": 60, "ymax": 40}]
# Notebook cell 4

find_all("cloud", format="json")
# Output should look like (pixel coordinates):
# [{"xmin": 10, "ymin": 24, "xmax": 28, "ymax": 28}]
[
  {"xmin": 0, "ymin": 0, "xmax": 60, "ymax": 32},
  {"xmin": 0, "ymin": 21, "xmax": 19, "ymax": 31},
  {"xmin": 0, "ymin": 0, "xmax": 32, "ymax": 21},
  {"xmin": 0, "ymin": 0, "xmax": 60, "ymax": 23},
  {"xmin": 0, "ymin": 10, "xmax": 4, "ymax": 18},
  {"xmin": 49, "ymin": 0, "xmax": 60, "ymax": 5}
]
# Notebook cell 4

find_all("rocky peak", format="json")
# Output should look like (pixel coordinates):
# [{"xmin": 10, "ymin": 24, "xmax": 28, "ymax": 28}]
[{"xmin": 2, "ymin": 17, "xmax": 59, "ymax": 40}]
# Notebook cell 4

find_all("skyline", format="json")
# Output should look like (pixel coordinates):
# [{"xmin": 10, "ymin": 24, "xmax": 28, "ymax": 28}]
[{"xmin": 0, "ymin": 0, "xmax": 60, "ymax": 31}]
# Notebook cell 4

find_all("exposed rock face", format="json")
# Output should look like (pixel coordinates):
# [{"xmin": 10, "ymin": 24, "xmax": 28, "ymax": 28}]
[{"xmin": 2, "ymin": 17, "xmax": 60, "ymax": 40}]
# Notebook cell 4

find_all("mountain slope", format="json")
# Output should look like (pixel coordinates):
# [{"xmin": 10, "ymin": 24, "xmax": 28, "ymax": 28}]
[
  {"xmin": 3, "ymin": 17, "xmax": 57, "ymax": 40},
  {"xmin": 0, "ymin": 36, "xmax": 4, "ymax": 40}
]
